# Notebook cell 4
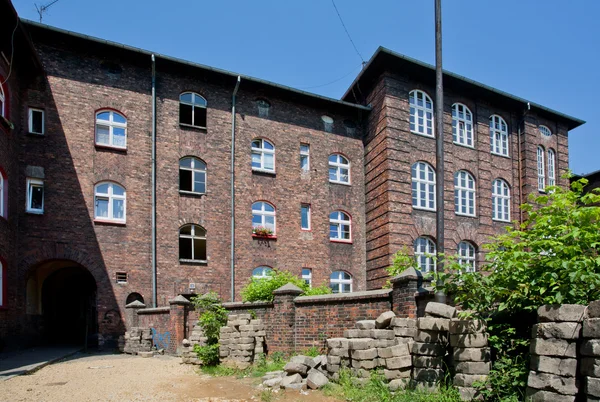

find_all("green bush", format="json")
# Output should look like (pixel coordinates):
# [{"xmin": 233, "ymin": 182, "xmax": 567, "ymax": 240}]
[
  {"xmin": 241, "ymin": 269, "xmax": 331, "ymax": 302},
  {"xmin": 191, "ymin": 292, "xmax": 228, "ymax": 366}
]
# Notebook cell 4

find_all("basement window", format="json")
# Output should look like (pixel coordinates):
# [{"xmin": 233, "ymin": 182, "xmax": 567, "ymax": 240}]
[
  {"xmin": 28, "ymin": 108, "xmax": 44, "ymax": 135},
  {"xmin": 179, "ymin": 92, "xmax": 207, "ymax": 129},
  {"xmin": 116, "ymin": 272, "xmax": 128, "ymax": 284}
]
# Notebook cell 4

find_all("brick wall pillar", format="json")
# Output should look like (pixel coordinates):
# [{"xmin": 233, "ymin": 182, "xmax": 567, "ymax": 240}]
[
  {"xmin": 391, "ymin": 267, "xmax": 422, "ymax": 318},
  {"xmin": 125, "ymin": 300, "xmax": 145, "ymax": 329},
  {"xmin": 168, "ymin": 295, "xmax": 191, "ymax": 355},
  {"xmin": 270, "ymin": 283, "xmax": 303, "ymax": 353}
]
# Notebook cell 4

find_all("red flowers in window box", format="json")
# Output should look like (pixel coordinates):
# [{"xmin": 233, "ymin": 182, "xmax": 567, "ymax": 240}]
[{"xmin": 252, "ymin": 226, "xmax": 275, "ymax": 238}]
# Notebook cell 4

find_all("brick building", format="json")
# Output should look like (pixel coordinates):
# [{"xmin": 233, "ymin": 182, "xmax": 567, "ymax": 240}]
[{"xmin": 0, "ymin": 0, "xmax": 584, "ymax": 350}]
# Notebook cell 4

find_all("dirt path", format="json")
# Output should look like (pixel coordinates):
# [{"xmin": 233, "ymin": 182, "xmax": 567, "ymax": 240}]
[{"xmin": 0, "ymin": 353, "xmax": 340, "ymax": 402}]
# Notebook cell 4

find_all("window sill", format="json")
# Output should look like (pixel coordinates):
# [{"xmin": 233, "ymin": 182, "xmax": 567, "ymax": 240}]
[
  {"xmin": 27, "ymin": 131, "xmax": 45, "ymax": 137},
  {"xmin": 179, "ymin": 123, "xmax": 207, "ymax": 131},
  {"xmin": 330, "ymin": 239, "xmax": 352, "ymax": 244},
  {"xmin": 252, "ymin": 234, "xmax": 277, "ymax": 240},
  {"xmin": 26, "ymin": 210, "xmax": 44, "ymax": 215},
  {"xmin": 492, "ymin": 218, "xmax": 511, "ymax": 223},
  {"xmin": 453, "ymin": 141, "xmax": 475, "ymax": 149},
  {"xmin": 179, "ymin": 190, "xmax": 206, "ymax": 197},
  {"xmin": 94, "ymin": 219, "xmax": 126, "ymax": 226},
  {"xmin": 413, "ymin": 206, "xmax": 436, "ymax": 213},
  {"xmin": 490, "ymin": 152, "xmax": 510, "ymax": 159},
  {"xmin": 95, "ymin": 144, "xmax": 127, "ymax": 153},
  {"xmin": 455, "ymin": 213, "xmax": 477, "ymax": 218},
  {"xmin": 329, "ymin": 180, "xmax": 351, "ymax": 186},
  {"xmin": 252, "ymin": 168, "xmax": 276, "ymax": 176},
  {"xmin": 411, "ymin": 131, "xmax": 435, "ymax": 139},
  {"xmin": 179, "ymin": 259, "xmax": 208, "ymax": 265}
]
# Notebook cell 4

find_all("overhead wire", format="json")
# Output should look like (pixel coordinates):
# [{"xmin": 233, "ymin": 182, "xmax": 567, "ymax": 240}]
[
  {"xmin": 331, "ymin": 0, "xmax": 365, "ymax": 65},
  {"xmin": 297, "ymin": 63, "xmax": 363, "ymax": 90}
]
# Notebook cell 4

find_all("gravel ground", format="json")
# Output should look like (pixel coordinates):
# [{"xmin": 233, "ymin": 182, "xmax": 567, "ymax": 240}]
[{"xmin": 0, "ymin": 353, "xmax": 338, "ymax": 402}]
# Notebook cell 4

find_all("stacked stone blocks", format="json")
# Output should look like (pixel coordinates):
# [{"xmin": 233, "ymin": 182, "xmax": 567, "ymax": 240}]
[
  {"xmin": 180, "ymin": 322, "xmax": 208, "ymax": 365},
  {"xmin": 581, "ymin": 300, "xmax": 600, "ymax": 401},
  {"xmin": 219, "ymin": 314, "xmax": 266, "ymax": 369},
  {"xmin": 122, "ymin": 327, "xmax": 153, "ymax": 355},
  {"xmin": 450, "ymin": 319, "xmax": 490, "ymax": 401},
  {"xmin": 262, "ymin": 355, "xmax": 330, "ymax": 391}
]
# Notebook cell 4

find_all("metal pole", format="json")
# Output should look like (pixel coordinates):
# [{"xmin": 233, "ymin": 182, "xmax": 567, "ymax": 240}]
[{"xmin": 434, "ymin": 0, "xmax": 447, "ymax": 304}]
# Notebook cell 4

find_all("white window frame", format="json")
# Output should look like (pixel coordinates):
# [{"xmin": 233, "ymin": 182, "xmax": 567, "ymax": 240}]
[
  {"xmin": 302, "ymin": 268, "xmax": 312, "ymax": 287},
  {"xmin": 328, "ymin": 154, "xmax": 351, "ymax": 185},
  {"xmin": 452, "ymin": 103, "xmax": 474, "ymax": 148},
  {"xmin": 539, "ymin": 125, "xmax": 552, "ymax": 138},
  {"xmin": 300, "ymin": 143, "xmax": 310, "ymax": 172},
  {"xmin": 301, "ymin": 203, "xmax": 311, "ymax": 231},
  {"xmin": 457, "ymin": 241, "xmax": 476, "ymax": 273},
  {"xmin": 329, "ymin": 211, "xmax": 351, "ymax": 242},
  {"xmin": 94, "ymin": 182, "xmax": 126, "ymax": 223},
  {"xmin": 179, "ymin": 157, "xmax": 207, "ymax": 194},
  {"xmin": 252, "ymin": 201, "xmax": 276, "ymax": 234},
  {"xmin": 409, "ymin": 90, "xmax": 434, "ymax": 137},
  {"xmin": 251, "ymin": 138, "xmax": 275, "ymax": 173},
  {"xmin": 179, "ymin": 92, "xmax": 207, "ymax": 128},
  {"xmin": 95, "ymin": 110, "xmax": 127, "ymax": 149},
  {"xmin": 411, "ymin": 162, "xmax": 436, "ymax": 211},
  {"xmin": 0, "ymin": 83, "xmax": 5, "ymax": 118},
  {"xmin": 26, "ymin": 178, "xmax": 44, "ymax": 214},
  {"xmin": 330, "ymin": 271, "xmax": 352, "ymax": 293},
  {"xmin": 492, "ymin": 179, "xmax": 511, "ymax": 222},
  {"xmin": 0, "ymin": 171, "xmax": 4, "ymax": 219},
  {"xmin": 414, "ymin": 237, "xmax": 436, "ymax": 273},
  {"xmin": 454, "ymin": 170, "xmax": 476, "ymax": 217},
  {"xmin": 489, "ymin": 115, "xmax": 509, "ymax": 157},
  {"xmin": 28, "ymin": 108, "xmax": 45, "ymax": 135},
  {"xmin": 537, "ymin": 146, "xmax": 546, "ymax": 191},
  {"xmin": 116, "ymin": 272, "xmax": 128, "ymax": 284},
  {"xmin": 548, "ymin": 149, "xmax": 556, "ymax": 187},
  {"xmin": 252, "ymin": 266, "xmax": 273, "ymax": 280},
  {"xmin": 179, "ymin": 224, "xmax": 207, "ymax": 262}
]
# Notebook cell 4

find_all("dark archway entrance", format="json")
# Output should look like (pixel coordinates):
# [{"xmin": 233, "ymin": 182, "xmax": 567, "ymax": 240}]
[{"xmin": 39, "ymin": 263, "xmax": 97, "ymax": 345}]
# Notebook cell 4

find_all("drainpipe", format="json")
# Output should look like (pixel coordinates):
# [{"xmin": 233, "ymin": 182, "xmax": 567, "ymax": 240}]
[
  {"xmin": 151, "ymin": 54, "xmax": 157, "ymax": 307},
  {"xmin": 517, "ymin": 102, "xmax": 531, "ymax": 225},
  {"xmin": 231, "ymin": 76, "xmax": 241, "ymax": 302}
]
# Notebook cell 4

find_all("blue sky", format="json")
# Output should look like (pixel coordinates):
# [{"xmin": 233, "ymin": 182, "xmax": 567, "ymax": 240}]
[{"xmin": 13, "ymin": 0, "xmax": 599, "ymax": 175}]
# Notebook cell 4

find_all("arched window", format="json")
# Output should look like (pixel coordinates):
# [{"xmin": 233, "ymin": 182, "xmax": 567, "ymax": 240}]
[
  {"xmin": 454, "ymin": 170, "xmax": 476, "ymax": 216},
  {"xmin": 329, "ymin": 211, "xmax": 351, "ymax": 242},
  {"xmin": 252, "ymin": 266, "xmax": 273, "ymax": 279},
  {"xmin": 414, "ymin": 237, "xmax": 436, "ymax": 273},
  {"xmin": 539, "ymin": 125, "xmax": 552, "ymax": 137},
  {"xmin": 537, "ymin": 146, "xmax": 546, "ymax": 191},
  {"xmin": 179, "ymin": 157, "xmax": 206, "ymax": 194},
  {"xmin": 457, "ymin": 241, "xmax": 476, "ymax": 273},
  {"xmin": 328, "ymin": 154, "xmax": 350, "ymax": 184},
  {"xmin": 489, "ymin": 115, "xmax": 509, "ymax": 156},
  {"xmin": 94, "ymin": 182, "xmax": 126, "ymax": 222},
  {"xmin": 411, "ymin": 162, "xmax": 436, "ymax": 211},
  {"xmin": 492, "ymin": 179, "xmax": 511, "ymax": 222},
  {"xmin": 409, "ymin": 90, "xmax": 434, "ymax": 137},
  {"xmin": 251, "ymin": 138, "xmax": 275, "ymax": 172},
  {"xmin": 252, "ymin": 201, "xmax": 276, "ymax": 235},
  {"xmin": 126, "ymin": 293, "xmax": 144, "ymax": 305},
  {"xmin": 179, "ymin": 92, "xmax": 207, "ymax": 128},
  {"xmin": 0, "ymin": 169, "xmax": 5, "ymax": 219},
  {"xmin": 0, "ymin": 82, "xmax": 5, "ymax": 118},
  {"xmin": 95, "ymin": 110, "xmax": 127, "ymax": 148},
  {"xmin": 330, "ymin": 271, "xmax": 352, "ymax": 293},
  {"xmin": 179, "ymin": 224, "xmax": 207, "ymax": 262},
  {"xmin": 452, "ymin": 103, "xmax": 474, "ymax": 147},
  {"xmin": 548, "ymin": 149, "xmax": 556, "ymax": 187}
]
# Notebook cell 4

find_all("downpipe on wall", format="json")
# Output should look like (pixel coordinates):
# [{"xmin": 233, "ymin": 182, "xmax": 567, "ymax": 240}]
[
  {"xmin": 231, "ymin": 76, "xmax": 241, "ymax": 302},
  {"xmin": 151, "ymin": 54, "xmax": 157, "ymax": 307}
]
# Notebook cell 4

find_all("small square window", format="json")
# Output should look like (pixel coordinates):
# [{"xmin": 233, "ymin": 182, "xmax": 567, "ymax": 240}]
[
  {"xmin": 300, "ymin": 144, "xmax": 310, "ymax": 172},
  {"xmin": 116, "ymin": 272, "xmax": 128, "ymax": 284},
  {"xmin": 301, "ymin": 204, "xmax": 311, "ymax": 230},
  {"xmin": 302, "ymin": 268, "xmax": 312, "ymax": 287},
  {"xmin": 29, "ymin": 108, "xmax": 44, "ymax": 135},
  {"xmin": 26, "ymin": 178, "xmax": 44, "ymax": 214}
]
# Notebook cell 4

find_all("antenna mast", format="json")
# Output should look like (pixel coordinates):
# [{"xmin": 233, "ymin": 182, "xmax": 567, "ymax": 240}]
[{"xmin": 35, "ymin": 0, "xmax": 60, "ymax": 23}]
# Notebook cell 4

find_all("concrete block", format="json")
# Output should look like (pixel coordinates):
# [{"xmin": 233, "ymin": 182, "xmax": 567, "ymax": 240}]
[
  {"xmin": 349, "ymin": 338, "xmax": 375, "ymax": 350},
  {"xmin": 584, "ymin": 319, "xmax": 600, "ymax": 339},
  {"xmin": 456, "ymin": 387, "xmax": 480, "ymax": 401},
  {"xmin": 373, "ymin": 339, "xmax": 397, "ymax": 348},
  {"xmin": 587, "ymin": 376, "xmax": 600, "ymax": 397},
  {"xmin": 582, "ymin": 340, "xmax": 600, "ymax": 357},
  {"xmin": 455, "ymin": 361, "xmax": 491, "ymax": 375},
  {"xmin": 525, "ymin": 388, "xmax": 575, "ymax": 402},
  {"xmin": 312, "ymin": 355, "xmax": 326, "ymax": 368},
  {"xmin": 411, "ymin": 342, "xmax": 445, "ymax": 356},
  {"xmin": 284, "ymin": 362, "xmax": 309, "ymax": 376},
  {"xmin": 291, "ymin": 355, "xmax": 316, "ymax": 368},
  {"xmin": 385, "ymin": 355, "xmax": 412, "ymax": 370},
  {"xmin": 588, "ymin": 300, "xmax": 600, "ymax": 318},
  {"xmin": 356, "ymin": 320, "xmax": 376, "ymax": 330},
  {"xmin": 378, "ymin": 344, "xmax": 409, "ymax": 358},
  {"xmin": 376, "ymin": 311, "xmax": 396, "ymax": 328},
  {"xmin": 327, "ymin": 356, "xmax": 341, "ymax": 365},
  {"xmin": 307, "ymin": 370, "xmax": 329, "ymax": 389},
  {"xmin": 424, "ymin": 302, "xmax": 456, "ymax": 319},
  {"xmin": 581, "ymin": 357, "xmax": 600, "ymax": 377},
  {"xmin": 351, "ymin": 348, "xmax": 378, "ymax": 360},
  {"xmin": 449, "ymin": 319, "xmax": 485, "ymax": 334},
  {"xmin": 137, "ymin": 351, "xmax": 153, "ymax": 358},
  {"xmin": 372, "ymin": 329, "xmax": 395, "ymax": 339},
  {"xmin": 527, "ymin": 371, "xmax": 578, "ymax": 395},
  {"xmin": 280, "ymin": 373, "xmax": 302, "ymax": 387},
  {"xmin": 417, "ymin": 317, "xmax": 450, "ymax": 331},
  {"xmin": 391, "ymin": 318, "xmax": 416, "ymax": 328},
  {"xmin": 327, "ymin": 364, "xmax": 340, "ymax": 373},
  {"xmin": 263, "ymin": 377, "xmax": 282, "ymax": 388},
  {"xmin": 413, "ymin": 356, "xmax": 443, "ymax": 368},
  {"xmin": 327, "ymin": 338, "xmax": 349, "ymax": 349},
  {"xmin": 452, "ymin": 347, "xmax": 491, "ymax": 362},
  {"xmin": 351, "ymin": 359, "xmax": 378, "ymax": 370},
  {"xmin": 413, "ymin": 368, "xmax": 444, "ymax": 383},
  {"xmin": 237, "ymin": 314, "xmax": 251, "ymax": 320},
  {"xmin": 414, "ymin": 330, "xmax": 448, "ymax": 344},
  {"xmin": 530, "ymin": 356, "xmax": 577, "ymax": 377},
  {"xmin": 393, "ymin": 327, "xmax": 417, "ymax": 338},
  {"xmin": 384, "ymin": 368, "xmax": 412, "ymax": 380},
  {"xmin": 450, "ymin": 334, "xmax": 488, "ymax": 348},
  {"xmin": 532, "ymin": 322, "xmax": 581, "ymax": 340},
  {"xmin": 531, "ymin": 338, "xmax": 576, "ymax": 358},
  {"xmin": 538, "ymin": 304, "xmax": 586, "ymax": 323},
  {"xmin": 453, "ymin": 373, "xmax": 488, "ymax": 387},
  {"xmin": 284, "ymin": 382, "xmax": 307, "ymax": 391},
  {"xmin": 388, "ymin": 378, "xmax": 410, "ymax": 391}
]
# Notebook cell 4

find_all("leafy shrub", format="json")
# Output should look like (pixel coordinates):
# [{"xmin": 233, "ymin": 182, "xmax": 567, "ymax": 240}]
[
  {"xmin": 191, "ymin": 292, "xmax": 228, "ymax": 366},
  {"xmin": 241, "ymin": 269, "xmax": 331, "ymax": 302}
]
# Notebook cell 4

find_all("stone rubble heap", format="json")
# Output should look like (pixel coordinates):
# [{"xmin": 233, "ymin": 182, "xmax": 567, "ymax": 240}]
[
  {"xmin": 581, "ymin": 301, "xmax": 600, "ymax": 402},
  {"xmin": 262, "ymin": 355, "xmax": 330, "ymax": 391},
  {"xmin": 526, "ymin": 304, "xmax": 585, "ymax": 402},
  {"xmin": 122, "ymin": 327, "xmax": 153, "ymax": 355},
  {"xmin": 180, "ymin": 322, "xmax": 208, "ymax": 365},
  {"xmin": 219, "ymin": 314, "xmax": 266, "ymax": 369}
]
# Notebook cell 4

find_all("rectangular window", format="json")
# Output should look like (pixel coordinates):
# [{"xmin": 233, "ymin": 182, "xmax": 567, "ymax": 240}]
[
  {"xmin": 300, "ymin": 144, "xmax": 310, "ymax": 172},
  {"xmin": 26, "ymin": 178, "xmax": 44, "ymax": 214},
  {"xmin": 116, "ymin": 272, "xmax": 128, "ymax": 284},
  {"xmin": 302, "ymin": 268, "xmax": 312, "ymax": 287},
  {"xmin": 301, "ymin": 204, "xmax": 311, "ymax": 230},
  {"xmin": 28, "ymin": 108, "xmax": 44, "ymax": 135}
]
